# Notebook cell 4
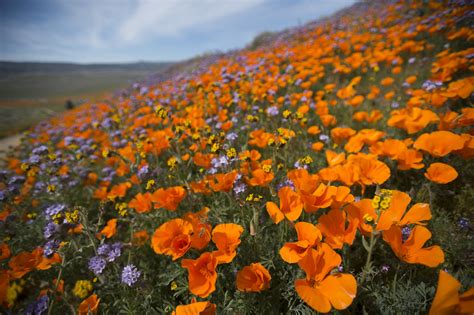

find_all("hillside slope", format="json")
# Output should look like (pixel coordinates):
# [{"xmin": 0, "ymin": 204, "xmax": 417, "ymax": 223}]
[{"xmin": 0, "ymin": 1, "xmax": 473, "ymax": 314}]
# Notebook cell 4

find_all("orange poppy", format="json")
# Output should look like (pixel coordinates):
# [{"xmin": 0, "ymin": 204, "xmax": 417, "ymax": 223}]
[
  {"xmin": 106, "ymin": 182, "xmax": 131, "ymax": 201},
  {"xmin": 173, "ymin": 300, "xmax": 216, "ymax": 315},
  {"xmin": 383, "ymin": 225, "xmax": 444, "ymax": 267},
  {"xmin": 78, "ymin": 294, "xmax": 100, "ymax": 315},
  {"xmin": 424, "ymin": 162, "xmax": 458, "ymax": 184},
  {"xmin": 429, "ymin": 270, "xmax": 474, "ymax": 315},
  {"xmin": 183, "ymin": 207, "xmax": 212, "ymax": 250},
  {"xmin": 208, "ymin": 170, "xmax": 238, "ymax": 192},
  {"xmin": 236, "ymin": 263, "xmax": 271, "ymax": 292},
  {"xmin": 151, "ymin": 218, "xmax": 193, "ymax": 260},
  {"xmin": 99, "ymin": 218, "xmax": 117, "ymax": 239},
  {"xmin": 280, "ymin": 222, "xmax": 322, "ymax": 263},
  {"xmin": 248, "ymin": 168, "xmax": 274, "ymax": 187},
  {"xmin": 0, "ymin": 243, "xmax": 10, "ymax": 260},
  {"xmin": 211, "ymin": 223, "xmax": 244, "ymax": 264},
  {"xmin": 301, "ymin": 183, "xmax": 336, "ymax": 213},
  {"xmin": 376, "ymin": 190, "xmax": 431, "ymax": 231},
  {"xmin": 193, "ymin": 152, "xmax": 215, "ymax": 169},
  {"xmin": 266, "ymin": 186, "xmax": 303, "ymax": 224},
  {"xmin": 128, "ymin": 192, "xmax": 153, "ymax": 213},
  {"xmin": 414, "ymin": 131, "xmax": 465, "ymax": 157},
  {"xmin": 181, "ymin": 252, "xmax": 218, "ymax": 298},
  {"xmin": 397, "ymin": 149, "xmax": 424, "ymax": 170},
  {"xmin": 8, "ymin": 248, "xmax": 42, "ymax": 279},
  {"xmin": 0, "ymin": 270, "xmax": 9, "ymax": 307},
  {"xmin": 295, "ymin": 244, "xmax": 356, "ymax": 313},
  {"xmin": 318, "ymin": 208, "xmax": 358, "ymax": 249},
  {"xmin": 152, "ymin": 186, "xmax": 187, "ymax": 211},
  {"xmin": 325, "ymin": 150, "xmax": 346, "ymax": 167},
  {"xmin": 346, "ymin": 199, "xmax": 378, "ymax": 235}
]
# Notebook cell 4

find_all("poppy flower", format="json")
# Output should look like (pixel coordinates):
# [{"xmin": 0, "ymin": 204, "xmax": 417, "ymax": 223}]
[
  {"xmin": 248, "ymin": 168, "xmax": 274, "ymax": 187},
  {"xmin": 152, "ymin": 186, "xmax": 187, "ymax": 211},
  {"xmin": 280, "ymin": 222, "xmax": 322, "ymax": 263},
  {"xmin": 325, "ymin": 150, "xmax": 346, "ymax": 167},
  {"xmin": 173, "ymin": 300, "xmax": 216, "ymax": 315},
  {"xmin": 208, "ymin": 171, "xmax": 238, "ymax": 192},
  {"xmin": 388, "ymin": 108, "xmax": 439, "ymax": 134},
  {"xmin": 294, "ymin": 244, "xmax": 357, "ymax": 313},
  {"xmin": 181, "ymin": 252, "xmax": 218, "ymax": 298},
  {"xmin": 288, "ymin": 169, "xmax": 320, "ymax": 196},
  {"xmin": 397, "ymin": 149, "xmax": 424, "ymax": 170},
  {"xmin": 424, "ymin": 162, "xmax": 458, "ymax": 184},
  {"xmin": 318, "ymin": 208, "xmax": 358, "ymax": 249},
  {"xmin": 193, "ymin": 152, "xmax": 215, "ymax": 169},
  {"xmin": 236, "ymin": 263, "xmax": 271, "ymax": 292},
  {"xmin": 99, "ymin": 218, "xmax": 117, "ymax": 239},
  {"xmin": 346, "ymin": 199, "xmax": 378, "ymax": 235},
  {"xmin": 0, "ymin": 243, "xmax": 10, "ymax": 260},
  {"xmin": 429, "ymin": 270, "xmax": 474, "ymax": 315},
  {"xmin": 0, "ymin": 270, "xmax": 9, "ymax": 307},
  {"xmin": 383, "ymin": 225, "xmax": 444, "ymax": 267},
  {"xmin": 106, "ymin": 182, "xmax": 132, "ymax": 201},
  {"xmin": 78, "ymin": 294, "xmax": 100, "ymax": 315},
  {"xmin": 266, "ymin": 186, "xmax": 303, "ymax": 224},
  {"xmin": 414, "ymin": 131, "xmax": 465, "ymax": 157},
  {"xmin": 330, "ymin": 186, "xmax": 355, "ymax": 210},
  {"xmin": 151, "ymin": 218, "xmax": 193, "ymax": 260},
  {"xmin": 301, "ymin": 183, "xmax": 336, "ymax": 212},
  {"xmin": 8, "ymin": 249, "xmax": 42, "ymax": 279},
  {"xmin": 376, "ymin": 190, "xmax": 431, "ymax": 231},
  {"xmin": 211, "ymin": 223, "xmax": 243, "ymax": 264},
  {"xmin": 183, "ymin": 208, "xmax": 212, "ymax": 250},
  {"xmin": 128, "ymin": 192, "xmax": 153, "ymax": 213}
]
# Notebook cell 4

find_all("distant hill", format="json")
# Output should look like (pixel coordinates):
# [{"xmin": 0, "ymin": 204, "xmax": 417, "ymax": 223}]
[
  {"xmin": 0, "ymin": 61, "xmax": 174, "ymax": 77},
  {"xmin": 0, "ymin": 61, "xmax": 174, "ymax": 138}
]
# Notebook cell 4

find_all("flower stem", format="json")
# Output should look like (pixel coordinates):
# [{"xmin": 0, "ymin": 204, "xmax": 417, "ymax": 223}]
[{"xmin": 360, "ymin": 231, "xmax": 377, "ymax": 284}]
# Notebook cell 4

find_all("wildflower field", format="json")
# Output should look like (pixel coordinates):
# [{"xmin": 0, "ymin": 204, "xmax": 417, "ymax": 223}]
[{"xmin": 1, "ymin": 0, "xmax": 473, "ymax": 314}]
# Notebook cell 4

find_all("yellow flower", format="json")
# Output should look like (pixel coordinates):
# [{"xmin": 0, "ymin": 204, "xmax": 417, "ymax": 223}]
[
  {"xmin": 170, "ymin": 281, "xmax": 178, "ymax": 291},
  {"xmin": 226, "ymin": 148, "xmax": 237, "ymax": 159},
  {"xmin": 146, "ymin": 179, "xmax": 155, "ymax": 190},
  {"xmin": 363, "ymin": 213, "xmax": 374, "ymax": 223},
  {"xmin": 262, "ymin": 165, "xmax": 272, "ymax": 173},
  {"xmin": 6, "ymin": 282, "xmax": 23, "ymax": 307},
  {"xmin": 211, "ymin": 143, "xmax": 220, "ymax": 153},
  {"xmin": 73, "ymin": 280, "xmax": 93, "ymax": 299}
]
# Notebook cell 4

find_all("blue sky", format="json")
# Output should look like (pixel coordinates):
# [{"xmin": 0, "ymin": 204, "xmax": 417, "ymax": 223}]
[{"xmin": 0, "ymin": 0, "xmax": 355, "ymax": 64}]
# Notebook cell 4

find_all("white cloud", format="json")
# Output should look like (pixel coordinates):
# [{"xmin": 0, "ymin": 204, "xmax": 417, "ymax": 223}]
[{"xmin": 119, "ymin": 0, "xmax": 264, "ymax": 41}]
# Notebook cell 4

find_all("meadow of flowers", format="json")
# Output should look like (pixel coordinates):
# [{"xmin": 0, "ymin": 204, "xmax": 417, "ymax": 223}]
[{"xmin": 1, "ymin": 0, "xmax": 473, "ymax": 314}]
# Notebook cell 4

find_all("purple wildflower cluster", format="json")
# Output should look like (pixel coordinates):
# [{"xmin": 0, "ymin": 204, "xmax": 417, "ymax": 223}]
[
  {"xmin": 89, "ymin": 242, "xmax": 122, "ymax": 275},
  {"xmin": 121, "ymin": 264, "xmax": 141, "ymax": 287}
]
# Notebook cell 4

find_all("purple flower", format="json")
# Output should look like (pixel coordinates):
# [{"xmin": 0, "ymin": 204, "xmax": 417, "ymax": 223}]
[
  {"xmin": 458, "ymin": 217, "xmax": 469, "ymax": 229},
  {"xmin": 106, "ymin": 243, "xmax": 122, "ymax": 262},
  {"xmin": 88, "ymin": 256, "xmax": 107, "ymax": 275},
  {"xmin": 121, "ymin": 264, "xmax": 141, "ymax": 287},
  {"xmin": 319, "ymin": 134, "xmax": 330, "ymax": 143},
  {"xmin": 226, "ymin": 132, "xmax": 238, "ymax": 142},
  {"xmin": 233, "ymin": 183, "xmax": 247, "ymax": 195},
  {"xmin": 98, "ymin": 242, "xmax": 122, "ymax": 262},
  {"xmin": 44, "ymin": 204, "xmax": 66, "ymax": 217},
  {"xmin": 401, "ymin": 226, "xmax": 411, "ymax": 242},
  {"xmin": 44, "ymin": 239, "xmax": 60, "ymax": 257},
  {"xmin": 25, "ymin": 295, "xmax": 49, "ymax": 315},
  {"xmin": 266, "ymin": 106, "xmax": 279, "ymax": 116},
  {"xmin": 43, "ymin": 222, "xmax": 58, "ymax": 239}
]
